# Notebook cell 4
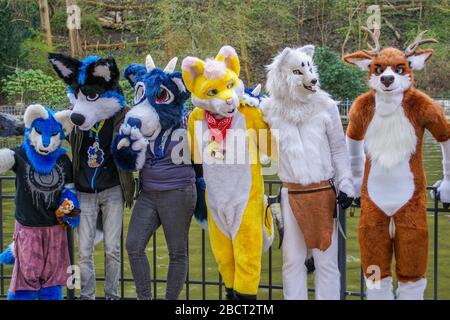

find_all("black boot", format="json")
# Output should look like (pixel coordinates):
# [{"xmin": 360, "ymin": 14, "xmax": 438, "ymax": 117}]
[
  {"xmin": 234, "ymin": 291, "xmax": 257, "ymax": 300},
  {"xmin": 225, "ymin": 288, "xmax": 236, "ymax": 300}
]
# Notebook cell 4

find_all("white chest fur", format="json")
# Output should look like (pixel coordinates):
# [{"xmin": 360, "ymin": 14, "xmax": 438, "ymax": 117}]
[
  {"xmin": 365, "ymin": 94, "xmax": 417, "ymax": 215},
  {"xmin": 261, "ymin": 93, "xmax": 336, "ymax": 184},
  {"xmin": 195, "ymin": 112, "xmax": 252, "ymax": 240}
]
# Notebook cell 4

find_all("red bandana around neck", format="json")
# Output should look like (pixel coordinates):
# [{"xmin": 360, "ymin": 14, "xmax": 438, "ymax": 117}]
[{"xmin": 204, "ymin": 111, "xmax": 233, "ymax": 142}]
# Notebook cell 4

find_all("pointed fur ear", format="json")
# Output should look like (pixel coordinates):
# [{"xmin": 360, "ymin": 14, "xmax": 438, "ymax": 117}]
[
  {"xmin": 298, "ymin": 45, "xmax": 315, "ymax": 57},
  {"xmin": 407, "ymin": 49, "xmax": 433, "ymax": 71},
  {"xmin": 48, "ymin": 52, "xmax": 81, "ymax": 85},
  {"xmin": 251, "ymin": 84, "xmax": 262, "ymax": 96},
  {"xmin": 215, "ymin": 45, "xmax": 240, "ymax": 76},
  {"xmin": 146, "ymin": 54, "xmax": 156, "ymax": 72},
  {"xmin": 164, "ymin": 57, "xmax": 178, "ymax": 73},
  {"xmin": 91, "ymin": 57, "xmax": 120, "ymax": 83},
  {"xmin": 54, "ymin": 110, "xmax": 74, "ymax": 136},
  {"xmin": 124, "ymin": 64, "xmax": 147, "ymax": 87},
  {"xmin": 24, "ymin": 104, "xmax": 48, "ymax": 128},
  {"xmin": 181, "ymin": 57, "xmax": 205, "ymax": 93},
  {"xmin": 343, "ymin": 51, "xmax": 373, "ymax": 71}
]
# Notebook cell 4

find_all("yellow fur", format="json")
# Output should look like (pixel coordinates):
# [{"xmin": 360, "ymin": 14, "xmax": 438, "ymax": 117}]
[{"xmin": 186, "ymin": 47, "xmax": 273, "ymax": 294}]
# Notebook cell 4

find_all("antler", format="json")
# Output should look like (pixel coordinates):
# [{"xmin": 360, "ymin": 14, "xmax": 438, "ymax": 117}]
[
  {"xmin": 362, "ymin": 26, "xmax": 381, "ymax": 56},
  {"xmin": 404, "ymin": 30, "xmax": 437, "ymax": 56}
]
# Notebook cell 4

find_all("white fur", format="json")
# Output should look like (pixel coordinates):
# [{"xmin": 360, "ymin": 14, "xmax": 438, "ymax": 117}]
[
  {"xmin": 346, "ymin": 57, "xmax": 372, "ymax": 71},
  {"xmin": 365, "ymin": 105, "xmax": 416, "ymax": 169},
  {"xmin": 266, "ymin": 46, "xmax": 320, "ymax": 101},
  {"xmin": 365, "ymin": 276, "xmax": 395, "ymax": 300},
  {"xmin": 70, "ymin": 91, "xmax": 123, "ymax": 131},
  {"xmin": 196, "ymin": 112, "xmax": 252, "ymax": 240},
  {"xmin": 368, "ymin": 67, "xmax": 411, "ymax": 99},
  {"xmin": 118, "ymin": 123, "xmax": 148, "ymax": 171},
  {"xmin": 49, "ymin": 59, "xmax": 73, "ymax": 77},
  {"xmin": 408, "ymin": 51, "xmax": 432, "ymax": 71},
  {"xmin": 0, "ymin": 149, "xmax": 15, "ymax": 174},
  {"xmin": 204, "ymin": 59, "xmax": 226, "ymax": 79},
  {"xmin": 396, "ymin": 278, "xmax": 427, "ymax": 300},
  {"xmin": 242, "ymin": 94, "xmax": 260, "ymax": 107},
  {"xmin": 368, "ymin": 159, "xmax": 414, "ymax": 216},
  {"xmin": 218, "ymin": 45, "xmax": 237, "ymax": 59},
  {"xmin": 438, "ymin": 139, "xmax": 450, "ymax": 203},
  {"xmin": 123, "ymin": 99, "xmax": 161, "ymax": 141},
  {"xmin": 54, "ymin": 110, "xmax": 75, "ymax": 136},
  {"xmin": 262, "ymin": 46, "xmax": 353, "ymax": 194},
  {"xmin": 28, "ymin": 127, "xmax": 62, "ymax": 155},
  {"xmin": 24, "ymin": 104, "xmax": 48, "ymax": 128},
  {"xmin": 181, "ymin": 57, "xmax": 202, "ymax": 83},
  {"xmin": 93, "ymin": 64, "xmax": 111, "ymax": 81},
  {"xmin": 146, "ymin": 54, "xmax": 156, "ymax": 72},
  {"xmin": 164, "ymin": 57, "xmax": 178, "ymax": 73},
  {"xmin": 171, "ymin": 77, "xmax": 186, "ymax": 93},
  {"xmin": 346, "ymin": 137, "xmax": 365, "ymax": 198},
  {"xmin": 251, "ymin": 84, "xmax": 262, "ymax": 96}
]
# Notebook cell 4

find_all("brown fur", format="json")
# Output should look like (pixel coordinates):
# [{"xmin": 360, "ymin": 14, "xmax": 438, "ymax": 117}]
[
  {"xmin": 347, "ymin": 85, "xmax": 449, "ymax": 282},
  {"xmin": 55, "ymin": 198, "xmax": 74, "ymax": 226}
]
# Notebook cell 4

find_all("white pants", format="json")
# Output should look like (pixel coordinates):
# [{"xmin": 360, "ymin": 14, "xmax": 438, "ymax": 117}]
[{"xmin": 281, "ymin": 188, "xmax": 340, "ymax": 300}]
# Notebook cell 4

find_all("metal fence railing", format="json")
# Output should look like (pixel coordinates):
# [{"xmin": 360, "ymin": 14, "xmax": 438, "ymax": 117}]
[{"xmin": 0, "ymin": 176, "xmax": 448, "ymax": 300}]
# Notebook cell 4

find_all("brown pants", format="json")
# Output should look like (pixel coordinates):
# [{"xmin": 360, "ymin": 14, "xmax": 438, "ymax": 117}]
[{"xmin": 283, "ymin": 181, "xmax": 336, "ymax": 251}]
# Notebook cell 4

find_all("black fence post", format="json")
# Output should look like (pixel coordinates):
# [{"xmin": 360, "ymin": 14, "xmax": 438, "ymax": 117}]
[
  {"xmin": 338, "ymin": 207, "xmax": 347, "ymax": 300},
  {"xmin": 120, "ymin": 224, "xmax": 125, "ymax": 299},
  {"xmin": 433, "ymin": 188, "xmax": 439, "ymax": 300},
  {"xmin": 66, "ymin": 228, "xmax": 75, "ymax": 300},
  {"xmin": 0, "ymin": 179, "xmax": 4, "ymax": 297}
]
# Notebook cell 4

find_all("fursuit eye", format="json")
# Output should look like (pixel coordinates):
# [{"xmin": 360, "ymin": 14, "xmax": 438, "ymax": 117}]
[
  {"xmin": 293, "ymin": 69, "xmax": 303, "ymax": 75},
  {"xmin": 227, "ymin": 82, "xmax": 234, "ymax": 89},
  {"xmin": 207, "ymin": 89, "xmax": 218, "ymax": 96},
  {"xmin": 52, "ymin": 132, "xmax": 59, "ymax": 137},
  {"xmin": 35, "ymin": 128, "xmax": 42, "ymax": 134},
  {"xmin": 395, "ymin": 66, "xmax": 404, "ymax": 74},
  {"xmin": 375, "ymin": 66, "xmax": 385, "ymax": 74},
  {"xmin": 86, "ymin": 93, "xmax": 99, "ymax": 101},
  {"xmin": 155, "ymin": 85, "xmax": 174, "ymax": 104}
]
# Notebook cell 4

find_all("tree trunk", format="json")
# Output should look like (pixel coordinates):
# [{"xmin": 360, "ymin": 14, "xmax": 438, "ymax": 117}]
[
  {"xmin": 66, "ymin": 0, "xmax": 84, "ymax": 57},
  {"xmin": 38, "ymin": 0, "xmax": 52, "ymax": 48}
]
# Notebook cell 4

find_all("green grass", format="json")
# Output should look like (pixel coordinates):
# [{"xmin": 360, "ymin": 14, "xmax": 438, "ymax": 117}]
[{"xmin": 1, "ymin": 133, "xmax": 449, "ymax": 300}]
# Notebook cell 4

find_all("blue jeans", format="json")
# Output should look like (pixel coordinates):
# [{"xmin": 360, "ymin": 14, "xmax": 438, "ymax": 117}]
[{"xmin": 77, "ymin": 185, "xmax": 124, "ymax": 299}]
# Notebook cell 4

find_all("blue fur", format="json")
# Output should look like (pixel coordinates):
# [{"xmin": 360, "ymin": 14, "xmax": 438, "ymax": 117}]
[
  {"xmin": 59, "ymin": 188, "xmax": 81, "ymax": 228},
  {"xmin": 111, "ymin": 133, "xmax": 140, "ymax": 171},
  {"xmin": 101, "ymin": 90, "xmax": 126, "ymax": 107},
  {"xmin": 123, "ymin": 64, "xmax": 190, "ymax": 130},
  {"xmin": 0, "ymin": 244, "xmax": 15, "ymax": 265},
  {"xmin": 78, "ymin": 56, "xmax": 100, "ymax": 85},
  {"xmin": 22, "ymin": 107, "xmax": 67, "ymax": 174},
  {"xmin": 244, "ymin": 86, "xmax": 262, "ymax": 100},
  {"xmin": 7, "ymin": 290, "xmax": 38, "ymax": 300},
  {"xmin": 194, "ymin": 177, "xmax": 208, "ymax": 229},
  {"xmin": 38, "ymin": 285, "xmax": 63, "ymax": 300},
  {"xmin": 123, "ymin": 64, "xmax": 147, "ymax": 87}
]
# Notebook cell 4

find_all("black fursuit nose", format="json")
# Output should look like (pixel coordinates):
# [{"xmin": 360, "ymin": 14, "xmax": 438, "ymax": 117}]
[{"xmin": 70, "ymin": 113, "xmax": 86, "ymax": 126}]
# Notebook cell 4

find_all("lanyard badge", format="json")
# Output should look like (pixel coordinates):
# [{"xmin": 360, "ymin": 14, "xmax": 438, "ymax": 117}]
[{"xmin": 87, "ymin": 120, "xmax": 105, "ymax": 168}]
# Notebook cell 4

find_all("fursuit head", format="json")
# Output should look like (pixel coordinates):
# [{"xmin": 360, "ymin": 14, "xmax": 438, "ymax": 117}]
[
  {"xmin": 263, "ymin": 44, "xmax": 341, "ymax": 126},
  {"xmin": 0, "ymin": 104, "xmax": 73, "ymax": 176},
  {"xmin": 48, "ymin": 53, "xmax": 125, "ymax": 131},
  {"xmin": 20, "ymin": 104, "xmax": 73, "ymax": 174},
  {"xmin": 111, "ymin": 54, "xmax": 190, "ymax": 171}
]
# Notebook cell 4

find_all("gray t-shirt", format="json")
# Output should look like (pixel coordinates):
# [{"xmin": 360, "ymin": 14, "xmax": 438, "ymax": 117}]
[{"xmin": 140, "ymin": 128, "xmax": 195, "ymax": 192}]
